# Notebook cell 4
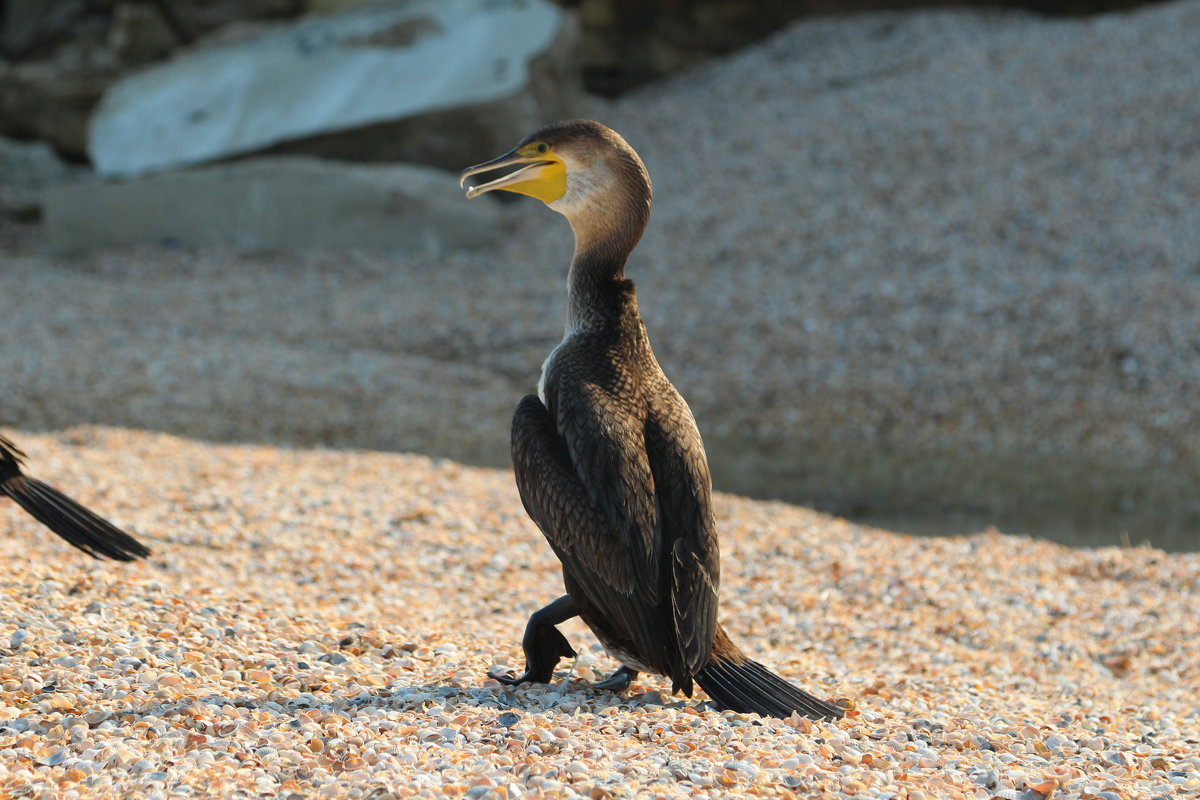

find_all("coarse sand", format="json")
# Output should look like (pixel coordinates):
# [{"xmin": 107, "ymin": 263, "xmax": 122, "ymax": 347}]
[{"xmin": 0, "ymin": 427, "xmax": 1197, "ymax": 799}]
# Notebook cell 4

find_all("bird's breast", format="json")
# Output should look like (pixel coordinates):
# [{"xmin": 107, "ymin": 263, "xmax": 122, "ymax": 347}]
[{"xmin": 536, "ymin": 335, "xmax": 571, "ymax": 406}]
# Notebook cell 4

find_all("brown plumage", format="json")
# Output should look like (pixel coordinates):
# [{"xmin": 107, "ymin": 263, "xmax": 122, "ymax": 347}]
[
  {"xmin": 1, "ymin": 434, "xmax": 150, "ymax": 561},
  {"xmin": 461, "ymin": 120, "xmax": 841, "ymax": 719}
]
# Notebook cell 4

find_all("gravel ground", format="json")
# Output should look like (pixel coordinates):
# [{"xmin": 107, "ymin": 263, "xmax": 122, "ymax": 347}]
[
  {"xmin": 0, "ymin": 427, "xmax": 1198, "ymax": 799},
  {"xmin": 2, "ymin": 2, "xmax": 1199, "ymax": 546}
]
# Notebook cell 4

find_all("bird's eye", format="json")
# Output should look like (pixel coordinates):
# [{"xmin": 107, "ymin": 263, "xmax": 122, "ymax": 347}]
[{"xmin": 536, "ymin": 143, "xmax": 549, "ymax": 154}]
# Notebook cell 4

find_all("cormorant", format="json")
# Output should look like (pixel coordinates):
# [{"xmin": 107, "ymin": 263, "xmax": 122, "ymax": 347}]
[
  {"xmin": 460, "ymin": 120, "xmax": 841, "ymax": 719},
  {"xmin": 1, "ymin": 434, "xmax": 150, "ymax": 561}
]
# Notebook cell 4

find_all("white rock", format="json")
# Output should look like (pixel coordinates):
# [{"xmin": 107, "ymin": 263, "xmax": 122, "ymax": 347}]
[{"xmin": 89, "ymin": 0, "xmax": 572, "ymax": 177}]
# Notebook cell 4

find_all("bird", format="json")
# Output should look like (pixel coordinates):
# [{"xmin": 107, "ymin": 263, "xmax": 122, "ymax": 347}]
[
  {"xmin": 1, "ymin": 433, "xmax": 150, "ymax": 561},
  {"xmin": 460, "ymin": 120, "xmax": 842, "ymax": 719}
]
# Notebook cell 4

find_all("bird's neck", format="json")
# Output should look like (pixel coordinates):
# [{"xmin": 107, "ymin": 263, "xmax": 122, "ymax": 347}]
[
  {"xmin": 565, "ymin": 231, "xmax": 636, "ymax": 332},
  {"xmin": 563, "ymin": 204, "xmax": 648, "ymax": 331}
]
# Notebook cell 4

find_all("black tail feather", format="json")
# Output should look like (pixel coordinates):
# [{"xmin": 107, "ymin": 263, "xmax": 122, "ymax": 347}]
[
  {"xmin": 695, "ymin": 658, "xmax": 843, "ymax": 720},
  {"xmin": 2, "ymin": 475, "xmax": 151, "ymax": 561}
]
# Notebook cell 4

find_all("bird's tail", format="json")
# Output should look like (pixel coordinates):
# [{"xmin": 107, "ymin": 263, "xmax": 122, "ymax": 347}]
[
  {"xmin": 1, "ymin": 439, "xmax": 150, "ymax": 561},
  {"xmin": 694, "ymin": 627, "xmax": 843, "ymax": 720}
]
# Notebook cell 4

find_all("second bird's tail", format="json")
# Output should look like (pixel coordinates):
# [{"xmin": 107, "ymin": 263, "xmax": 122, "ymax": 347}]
[
  {"xmin": 1, "ymin": 473, "xmax": 151, "ymax": 561},
  {"xmin": 1, "ymin": 436, "xmax": 151, "ymax": 561},
  {"xmin": 694, "ymin": 627, "xmax": 843, "ymax": 720}
]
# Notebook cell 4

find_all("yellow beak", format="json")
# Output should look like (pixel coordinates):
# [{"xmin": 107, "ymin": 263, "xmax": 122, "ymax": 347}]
[{"xmin": 459, "ymin": 149, "xmax": 567, "ymax": 204}]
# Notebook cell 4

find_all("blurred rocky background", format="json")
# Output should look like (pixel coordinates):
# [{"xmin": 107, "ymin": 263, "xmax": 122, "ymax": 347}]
[
  {"xmin": 0, "ymin": 0, "xmax": 1174, "ymax": 240},
  {"xmin": 2, "ymin": 0, "xmax": 1196, "ymax": 550},
  {"xmin": 2, "ymin": 0, "xmax": 583, "ymax": 248}
]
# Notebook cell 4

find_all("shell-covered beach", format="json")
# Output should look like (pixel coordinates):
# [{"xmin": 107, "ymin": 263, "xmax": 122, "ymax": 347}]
[{"xmin": 1, "ymin": 429, "xmax": 1197, "ymax": 799}]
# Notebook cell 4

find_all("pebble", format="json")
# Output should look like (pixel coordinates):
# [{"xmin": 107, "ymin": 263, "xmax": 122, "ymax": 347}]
[{"xmin": 318, "ymin": 653, "xmax": 349, "ymax": 665}]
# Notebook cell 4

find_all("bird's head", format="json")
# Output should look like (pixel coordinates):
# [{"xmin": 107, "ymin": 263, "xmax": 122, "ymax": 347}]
[{"xmin": 460, "ymin": 120, "xmax": 652, "ymax": 255}]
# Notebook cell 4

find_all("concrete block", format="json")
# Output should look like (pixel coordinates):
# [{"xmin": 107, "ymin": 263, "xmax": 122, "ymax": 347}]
[{"xmin": 43, "ymin": 156, "xmax": 498, "ymax": 253}]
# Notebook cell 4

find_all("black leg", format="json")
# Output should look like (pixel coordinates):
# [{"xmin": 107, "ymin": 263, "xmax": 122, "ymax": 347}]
[
  {"xmin": 489, "ymin": 595, "xmax": 578, "ymax": 685},
  {"xmin": 591, "ymin": 664, "xmax": 638, "ymax": 692}
]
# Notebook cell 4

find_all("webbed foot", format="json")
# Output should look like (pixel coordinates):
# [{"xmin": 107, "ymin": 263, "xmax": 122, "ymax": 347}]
[
  {"xmin": 489, "ymin": 595, "xmax": 578, "ymax": 686},
  {"xmin": 489, "ymin": 624, "xmax": 575, "ymax": 685},
  {"xmin": 590, "ymin": 665, "xmax": 638, "ymax": 692}
]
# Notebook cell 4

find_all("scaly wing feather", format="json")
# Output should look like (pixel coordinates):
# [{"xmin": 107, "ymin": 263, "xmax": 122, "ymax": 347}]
[{"xmin": 512, "ymin": 382, "xmax": 719, "ymax": 689}]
